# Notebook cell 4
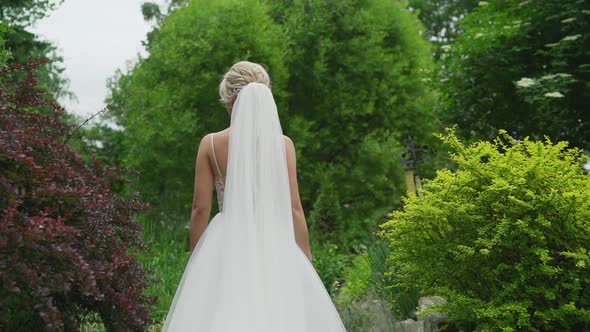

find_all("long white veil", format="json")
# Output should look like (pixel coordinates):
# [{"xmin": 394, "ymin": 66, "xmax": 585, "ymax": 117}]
[
  {"xmin": 162, "ymin": 83, "xmax": 345, "ymax": 331},
  {"xmin": 209, "ymin": 82, "xmax": 311, "ymax": 330},
  {"xmin": 224, "ymin": 82, "xmax": 295, "ymax": 244},
  {"xmin": 223, "ymin": 82, "xmax": 305, "ymax": 323}
]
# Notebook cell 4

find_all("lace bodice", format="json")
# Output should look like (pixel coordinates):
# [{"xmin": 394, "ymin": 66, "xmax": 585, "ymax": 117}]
[
  {"xmin": 214, "ymin": 175, "xmax": 225, "ymax": 211},
  {"xmin": 211, "ymin": 133, "xmax": 225, "ymax": 211}
]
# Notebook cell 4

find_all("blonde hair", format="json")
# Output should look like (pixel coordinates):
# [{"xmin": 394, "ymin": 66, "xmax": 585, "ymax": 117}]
[{"xmin": 219, "ymin": 61, "xmax": 271, "ymax": 105}]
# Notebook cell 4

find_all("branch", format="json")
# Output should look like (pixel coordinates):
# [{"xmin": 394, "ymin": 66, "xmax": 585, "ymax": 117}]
[{"xmin": 64, "ymin": 106, "xmax": 108, "ymax": 144}]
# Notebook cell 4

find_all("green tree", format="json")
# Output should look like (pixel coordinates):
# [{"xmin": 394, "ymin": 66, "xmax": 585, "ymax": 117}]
[
  {"xmin": 104, "ymin": 0, "xmax": 437, "ymax": 252},
  {"xmin": 140, "ymin": 0, "xmax": 187, "ymax": 49},
  {"xmin": 381, "ymin": 129, "xmax": 590, "ymax": 331},
  {"xmin": 0, "ymin": 23, "xmax": 11, "ymax": 67},
  {"xmin": 0, "ymin": 0, "xmax": 63, "ymax": 25},
  {"xmin": 105, "ymin": 0, "xmax": 288, "ymax": 222},
  {"xmin": 439, "ymin": 0, "xmax": 590, "ymax": 149},
  {"xmin": 270, "ymin": 0, "xmax": 436, "ymax": 247},
  {"xmin": 1, "ymin": 0, "xmax": 71, "ymax": 102},
  {"xmin": 4, "ymin": 26, "xmax": 71, "ymax": 100}
]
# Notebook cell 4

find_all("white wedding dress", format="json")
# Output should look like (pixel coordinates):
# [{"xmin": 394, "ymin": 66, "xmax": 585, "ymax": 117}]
[{"xmin": 162, "ymin": 83, "xmax": 346, "ymax": 331}]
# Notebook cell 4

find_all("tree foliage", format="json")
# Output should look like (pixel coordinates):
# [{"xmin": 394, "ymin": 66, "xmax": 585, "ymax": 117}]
[
  {"xmin": 439, "ymin": 0, "xmax": 590, "ymax": 149},
  {"xmin": 0, "ymin": 62, "xmax": 156, "ymax": 331},
  {"xmin": 381, "ymin": 129, "xmax": 590, "ymax": 331},
  {"xmin": 1, "ymin": 0, "xmax": 71, "ymax": 104},
  {"xmin": 103, "ymin": 0, "xmax": 436, "ymax": 250},
  {"xmin": 270, "ymin": 0, "xmax": 436, "ymax": 246},
  {"xmin": 106, "ymin": 0, "xmax": 289, "ymax": 221},
  {"xmin": 4, "ymin": 26, "xmax": 71, "ymax": 101},
  {"xmin": 0, "ymin": 0, "xmax": 63, "ymax": 25},
  {"xmin": 0, "ymin": 23, "xmax": 11, "ymax": 67}
]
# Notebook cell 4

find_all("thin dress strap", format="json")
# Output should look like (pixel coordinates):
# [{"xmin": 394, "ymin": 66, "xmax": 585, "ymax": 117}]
[{"xmin": 210, "ymin": 133, "xmax": 223, "ymax": 177}]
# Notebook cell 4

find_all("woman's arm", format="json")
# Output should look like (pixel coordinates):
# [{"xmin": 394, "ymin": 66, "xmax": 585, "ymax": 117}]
[
  {"xmin": 189, "ymin": 134, "xmax": 214, "ymax": 254},
  {"xmin": 284, "ymin": 136, "xmax": 313, "ymax": 262}
]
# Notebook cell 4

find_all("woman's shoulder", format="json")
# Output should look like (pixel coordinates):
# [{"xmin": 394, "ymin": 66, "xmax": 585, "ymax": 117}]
[
  {"xmin": 200, "ymin": 131, "xmax": 291, "ymax": 148},
  {"xmin": 283, "ymin": 135, "xmax": 294, "ymax": 146},
  {"xmin": 210, "ymin": 128, "xmax": 230, "ymax": 137},
  {"xmin": 283, "ymin": 135, "xmax": 296, "ymax": 155},
  {"xmin": 200, "ymin": 129, "xmax": 229, "ymax": 142},
  {"xmin": 197, "ymin": 130, "xmax": 223, "ymax": 151}
]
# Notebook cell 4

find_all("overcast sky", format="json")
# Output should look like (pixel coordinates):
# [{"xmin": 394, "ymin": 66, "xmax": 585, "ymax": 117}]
[{"xmin": 31, "ymin": 0, "xmax": 165, "ymax": 120}]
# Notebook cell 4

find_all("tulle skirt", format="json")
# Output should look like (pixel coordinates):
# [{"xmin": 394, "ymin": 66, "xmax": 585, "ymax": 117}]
[{"xmin": 162, "ymin": 212, "xmax": 346, "ymax": 331}]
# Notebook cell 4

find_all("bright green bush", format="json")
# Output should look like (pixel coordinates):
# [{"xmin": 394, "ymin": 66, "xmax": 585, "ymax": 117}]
[{"xmin": 381, "ymin": 129, "xmax": 590, "ymax": 331}]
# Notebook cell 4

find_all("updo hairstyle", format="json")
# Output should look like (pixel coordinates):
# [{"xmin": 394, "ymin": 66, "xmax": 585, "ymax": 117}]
[{"xmin": 218, "ymin": 61, "xmax": 271, "ymax": 106}]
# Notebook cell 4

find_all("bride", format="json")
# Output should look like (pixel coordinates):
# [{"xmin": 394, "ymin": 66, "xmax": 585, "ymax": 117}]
[{"xmin": 162, "ymin": 61, "xmax": 346, "ymax": 331}]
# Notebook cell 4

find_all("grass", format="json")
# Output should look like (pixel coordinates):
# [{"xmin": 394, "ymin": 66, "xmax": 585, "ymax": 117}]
[{"xmin": 136, "ymin": 214, "xmax": 190, "ymax": 323}]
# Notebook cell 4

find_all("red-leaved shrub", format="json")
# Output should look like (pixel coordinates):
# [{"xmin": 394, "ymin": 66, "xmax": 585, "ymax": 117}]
[{"xmin": 0, "ymin": 61, "xmax": 156, "ymax": 331}]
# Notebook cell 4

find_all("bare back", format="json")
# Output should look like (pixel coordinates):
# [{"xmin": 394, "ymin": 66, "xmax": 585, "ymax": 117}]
[{"xmin": 206, "ymin": 128, "xmax": 303, "ymax": 213}]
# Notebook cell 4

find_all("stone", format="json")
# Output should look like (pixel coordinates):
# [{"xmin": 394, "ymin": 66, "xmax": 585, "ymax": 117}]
[
  {"xmin": 418, "ymin": 296, "xmax": 446, "ymax": 310},
  {"xmin": 418, "ymin": 296, "xmax": 448, "ymax": 332},
  {"xmin": 393, "ymin": 318, "xmax": 424, "ymax": 332},
  {"xmin": 424, "ymin": 312, "xmax": 449, "ymax": 332}
]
